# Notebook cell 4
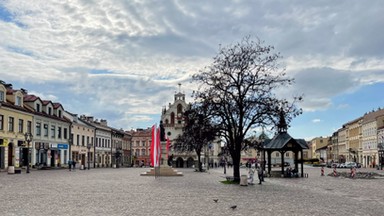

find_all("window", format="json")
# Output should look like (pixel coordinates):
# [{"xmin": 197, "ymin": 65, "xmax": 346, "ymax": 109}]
[
  {"xmin": 91, "ymin": 137, "xmax": 94, "ymax": 146},
  {"xmin": 27, "ymin": 121, "xmax": 32, "ymax": 133},
  {"xmin": 58, "ymin": 127, "xmax": 62, "ymax": 138},
  {"xmin": 43, "ymin": 124, "xmax": 48, "ymax": 137},
  {"xmin": 0, "ymin": 91, "xmax": 4, "ymax": 101},
  {"xmin": 36, "ymin": 104, "xmax": 40, "ymax": 112},
  {"xmin": 48, "ymin": 107, "xmax": 52, "ymax": 115},
  {"xmin": 58, "ymin": 110, "xmax": 62, "ymax": 118},
  {"xmin": 141, "ymin": 149, "xmax": 145, "ymax": 156},
  {"xmin": 82, "ymin": 135, "xmax": 85, "ymax": 146},
  {"xmin": 77, "ymin": 135, "xmax": 80, "ymax": 146},
  {"xmin": 64, "ymin": 128, "xmax": 68, "ymax": 139},
  {"xmin": 16, "ymin": 96, "xmax": 22, "ymax": 106},
  {"xmin": 18, "ymin": 119, "xmax": 24, "ymax": 133},
  {"xmin": 51, "ymin": 125, "xmax": 55, "ymax": 138},
  {"xmin": 36, "ymin": 122, "xmax": 41, "ymax": 136},
  {"xmin": 8, "ymin": 117, "xmax": 14, "ymax": 132},
  {"xmin": 87, "ymin": 136, "xmax": 90, "ymax": 146},
  {"xmin": 0, "ymin": 115, "xmax": 3, "ymax": 130},
  {"xmin": 275, "ymin": 152, "xmax": 280, "ymax": 157},
  {"xmin": 286, "ymin": 152, "xmax": 290, "ymax": 157}
]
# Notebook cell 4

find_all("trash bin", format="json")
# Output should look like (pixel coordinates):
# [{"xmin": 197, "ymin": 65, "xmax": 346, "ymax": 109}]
[{"xmin": 240, "ymin": 175, "xmax": 248, "ymax": 186}]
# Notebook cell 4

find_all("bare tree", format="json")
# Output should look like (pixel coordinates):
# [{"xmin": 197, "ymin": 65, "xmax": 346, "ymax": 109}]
[
  {"xmin": 192, "ymin": 36, "xmax": 302, "ymax": 181},
  {"xmin": 173, "ymin": 103, "xmax": 217, "ymax": 172}
]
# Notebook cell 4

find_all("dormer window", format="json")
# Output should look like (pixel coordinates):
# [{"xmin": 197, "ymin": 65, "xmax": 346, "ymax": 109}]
[
  {"xmin": 36, "ymin": 104, "xmax": 40, "ymax": 112},
  {"xmin": 15, "ymin": 96, "xmax": 22, "ymax": 106},
  {"xmin": 0, "ymin": 91, "xmax": 4, "ymax": 102},
  {"xmin": 48, "ymin": 107, "xmax": 52, "ymax": 115}
]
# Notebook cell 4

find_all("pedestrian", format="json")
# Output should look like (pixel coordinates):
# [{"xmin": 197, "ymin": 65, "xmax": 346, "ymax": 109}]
[
  {"xmin": 257, "ymin": 163, "xmax": 263, "ymax": 184},
  {"xmin": 68, "ymin": 160, "xmax": 72, "ymax": 171},
  {"xmin": 248, "ymin": 163, "xmax": 255, "ymax": 185}
]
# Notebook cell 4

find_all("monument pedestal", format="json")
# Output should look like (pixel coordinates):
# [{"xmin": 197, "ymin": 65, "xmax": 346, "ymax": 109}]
[{"xmin": 141, "ymin": 141, "xmax": 183, "ymax": 177}]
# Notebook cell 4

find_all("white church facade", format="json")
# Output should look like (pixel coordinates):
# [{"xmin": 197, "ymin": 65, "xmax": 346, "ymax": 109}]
[{"xmin": 161, "ymin": 86, "xmax": 221, "ymax": 168}]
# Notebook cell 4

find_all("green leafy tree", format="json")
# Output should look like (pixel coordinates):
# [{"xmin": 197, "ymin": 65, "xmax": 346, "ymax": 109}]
[{"xmin": 192, "ymin": 36, "xmax": 302, "ymax": 181}]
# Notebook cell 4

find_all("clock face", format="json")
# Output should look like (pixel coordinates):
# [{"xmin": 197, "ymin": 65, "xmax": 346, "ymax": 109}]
[{"xmin": 167, "ymin": 132, "xmax": 171, "ymax": 136}]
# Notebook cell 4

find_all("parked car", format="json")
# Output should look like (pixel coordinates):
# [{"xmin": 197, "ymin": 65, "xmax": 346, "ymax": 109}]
[
  {"xmin": 339, "ymin": 162, "xmax": 361, "ymax": 168},
  {"xmin": 327, "ymin": 162, "xmax": 339, "ymax": 168}
]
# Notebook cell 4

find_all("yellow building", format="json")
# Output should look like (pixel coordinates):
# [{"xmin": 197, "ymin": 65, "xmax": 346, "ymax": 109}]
[
  {"xmin": 0, "ymin": 82, "xmax": 34, "ymax": 171},
  {"xmin": 310, "ymin": 136, "xmax": 330, "ymax": 161},
  {"xmin": 345, "ymin": 117, "xmax": 362, "ymax": 162}
]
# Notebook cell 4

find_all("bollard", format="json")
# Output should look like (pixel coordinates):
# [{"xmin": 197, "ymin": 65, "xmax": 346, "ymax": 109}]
[
  {"xmin": 321, "ymin": 167, "xmax": 324, "ymax": 176},
  {"xmin": 333, "ymin": 167, "xmax": 337, "ymax": 177}
]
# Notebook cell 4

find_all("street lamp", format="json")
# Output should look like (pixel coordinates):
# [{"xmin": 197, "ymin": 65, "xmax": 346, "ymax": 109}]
[
  {"xmin": 24, "ymin": 132, "xmax": 33, "ymax": 174},
  {"xmin": 87, "ymin": 144, "xmax": 91, "ymax": 170}
]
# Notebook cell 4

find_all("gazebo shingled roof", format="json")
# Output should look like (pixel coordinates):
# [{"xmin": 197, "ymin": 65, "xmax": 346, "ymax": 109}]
[{"xmin": 263, "ymin": 132, "xmax": 308, "ymax": 150}]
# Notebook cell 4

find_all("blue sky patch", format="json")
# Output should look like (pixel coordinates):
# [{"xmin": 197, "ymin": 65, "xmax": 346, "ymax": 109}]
[
  {"xmin": 0, "ymin": 4, "xmax": 26, "ymax": 28},
  {"xmin": 6, "ymin": 46, "xmax": 34, "ymax": 57},
  {"xmin": 0, "ymin": 4, "xmax": 13, "ymax": 22}
]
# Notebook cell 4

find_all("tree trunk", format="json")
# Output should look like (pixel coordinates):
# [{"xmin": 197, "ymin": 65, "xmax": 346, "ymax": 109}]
[
  {"xmin": 232, "ymin": 147, "xmax": 241, "ymax": 182},
  {"xmin": 197, "ymin": 152, "xmax": 202, "ymax": 172}
]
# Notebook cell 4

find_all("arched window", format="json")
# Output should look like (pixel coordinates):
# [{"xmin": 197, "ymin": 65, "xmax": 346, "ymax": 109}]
[
  {"xmin": 165, "ymin": 119, "xmax": 169, "ymax": 124},
  {"xmin": 177, "ymin": 104, "xmax": 182, "ymax": 114},
  {"xmin": 141, "ymin": 149, "xmax": 146, "ymax": 156},
  {"xmin": 171, "ymin": 112, "xmax": 175, "ymax": 124}
]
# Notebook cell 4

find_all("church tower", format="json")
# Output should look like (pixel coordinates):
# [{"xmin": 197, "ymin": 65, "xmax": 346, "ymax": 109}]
[{"xmin": 161, "ymin": 83, "xmax": 189, "ymax": 141}]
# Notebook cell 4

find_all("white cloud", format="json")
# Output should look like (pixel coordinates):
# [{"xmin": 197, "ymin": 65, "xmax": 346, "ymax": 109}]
[
  {"xmin": 312, "ymin": 119, "xmax": 322, "ymax": 123},
  {"xmin": 1, "ymin": 0, "xmax": 383, "ymax": 133}
]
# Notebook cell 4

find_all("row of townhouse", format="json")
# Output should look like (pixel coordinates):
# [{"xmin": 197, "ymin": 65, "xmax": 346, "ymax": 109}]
[
  {"xmin": 0, "ymin": 81, "xmax": 133, "ymax": 173},
  {"xmin": 311, "ymin": 108, "xmax": 384, "ymax": 168}
]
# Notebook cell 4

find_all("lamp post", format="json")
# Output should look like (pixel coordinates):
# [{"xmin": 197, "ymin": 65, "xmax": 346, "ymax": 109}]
[
  {"xmin": 87, "ymin": 144, "xmax": 91, "ymax": 170},
  {"xmin": 24, "ymin": 132, "xmax": 33, "ymax": 174}
]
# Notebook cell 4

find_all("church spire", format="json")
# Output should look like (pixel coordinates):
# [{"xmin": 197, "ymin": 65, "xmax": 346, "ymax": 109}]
[{"xmin": 277, "ymin": 110, "xmax": 288, "ymax": 133}]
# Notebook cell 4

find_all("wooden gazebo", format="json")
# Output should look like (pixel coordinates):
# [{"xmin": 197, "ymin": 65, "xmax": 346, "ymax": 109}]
[{"xmin": 262, "ymin": 111, "xmax": 308, "ymax": 177}]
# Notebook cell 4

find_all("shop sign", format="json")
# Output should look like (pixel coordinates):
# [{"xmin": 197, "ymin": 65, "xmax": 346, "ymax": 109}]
[
  {"xmin": 57, "ymin": 144, "xmax": 68, "ymax": 149},
  {"xmin": 0, "ymin": 138, "xmax": 8, "ymax": 147}
]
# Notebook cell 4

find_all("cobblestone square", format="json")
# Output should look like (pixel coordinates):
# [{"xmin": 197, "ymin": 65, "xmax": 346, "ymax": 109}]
[{"xmin": 1, "ymin": 166, "xmax": 383, "ymax": 216}]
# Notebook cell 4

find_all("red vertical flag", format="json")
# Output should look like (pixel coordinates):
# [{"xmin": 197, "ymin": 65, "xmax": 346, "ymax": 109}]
[{"xmin": 150, "ymin": 124, "xmax": 161, "ymax": 167}]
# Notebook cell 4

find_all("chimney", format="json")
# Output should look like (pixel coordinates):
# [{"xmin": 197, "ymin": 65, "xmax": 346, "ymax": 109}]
[{"xmin": 100, "ymin": 119, "xmax": 107, "ymax": 126}]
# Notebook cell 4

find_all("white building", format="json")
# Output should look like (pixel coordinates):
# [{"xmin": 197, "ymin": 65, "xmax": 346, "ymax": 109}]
[
  {"xmin": 361, "ymin": 109, "xmax": 384, "ymax": 168},
  {"xmin": 161, "ymin": 86, "xmax": 221, "ymax": 168}
]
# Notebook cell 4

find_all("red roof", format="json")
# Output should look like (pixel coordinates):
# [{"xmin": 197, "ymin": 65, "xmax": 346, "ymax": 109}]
[{"xmin": 23, "ymin": 94, "xmax": 40, "ymax": 102}]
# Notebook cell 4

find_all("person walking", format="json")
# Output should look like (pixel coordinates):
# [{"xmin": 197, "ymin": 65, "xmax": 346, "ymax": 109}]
[
  {"xmin": 257, "ymin": 163, "xmax": 263, "ymax": 184},
  {"xmin": 68, "ymin": 160, "xmax": 72, "ymax": 171},
  {"xmin": 73, "ymin": 160, "xmax": 76, "ymax": 171}
]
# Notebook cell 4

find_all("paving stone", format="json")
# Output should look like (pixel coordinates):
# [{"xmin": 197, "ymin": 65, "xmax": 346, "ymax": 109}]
[{"xmin": 0, "ymin": 166, "xmax": 383, "ymax": 216}]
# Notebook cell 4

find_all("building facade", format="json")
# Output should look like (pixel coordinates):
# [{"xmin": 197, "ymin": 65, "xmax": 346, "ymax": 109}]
[
  {"xmin": 160, "ymin": 88, "xmax": 221, "ymax": 168},
  {"xmin": 131, "ymin": 128, "xmax": 151, "ymax": 167},
  {"xmin": 64, "ymin": 112, "xmax": 95, "ymax": 169},
  {"xmin": 0, "ymin": 83, "xmax": 33, "ymax": 171}
]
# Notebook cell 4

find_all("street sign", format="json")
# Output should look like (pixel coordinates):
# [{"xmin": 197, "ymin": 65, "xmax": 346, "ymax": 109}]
[{"xmin": 57, "ymin": 144, "xmax": 68, "ymax": 149}]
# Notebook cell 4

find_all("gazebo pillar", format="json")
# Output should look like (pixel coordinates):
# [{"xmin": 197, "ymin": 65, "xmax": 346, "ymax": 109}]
[
  {"xmin": 267, "ymin": 150, "xmax": 272, "ymax": 176},
  {"xmin": 294, "ymin": 150, "xmax": 299, "ymax": 171},
  {"xmin": 281, "ymin": 150, "xmax": 285, "ymax": 176},
  {"xmin": 300, "ymin": 150, "xmax": 304, "ymax": 177}
]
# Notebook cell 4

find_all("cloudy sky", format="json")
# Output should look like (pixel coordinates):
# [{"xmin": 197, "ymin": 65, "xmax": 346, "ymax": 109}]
[{"xmin": 1, "ymin": 0, "xmax": 383, "ymax": 140}]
